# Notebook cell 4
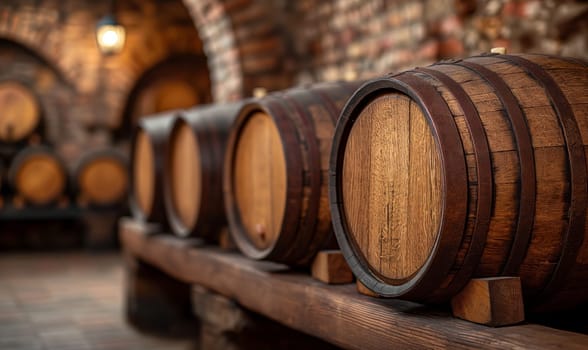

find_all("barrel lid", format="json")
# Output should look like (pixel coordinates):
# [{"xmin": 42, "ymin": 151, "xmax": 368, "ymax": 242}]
[
  {"xmin": 132, "ymin": 129, "xmax": 155, "ymax": 215},
  {"xmin": 232, "ymin": 110, "xmax": 287, "ymax": 250},
  {"xmin": 0, "ymin": 81, "xmax": 40, "ymax": 143},
  {"xmin": 15, "ymin": 152, "xmax": 65, "ymax": 205},
  {"xmin": 168, "ymin": 120, "xmax": 201, "ymax": 234},
  {"xmin": 78, "ymin": 154, "xmax": 128, "ymax": 205},
  {"xmin": 342, "ymin": 93, "xmax": 442, "ymax": 283},
  {"xmin": 330, "ymin": 75, "xmax": 468, "ymax": 299}
]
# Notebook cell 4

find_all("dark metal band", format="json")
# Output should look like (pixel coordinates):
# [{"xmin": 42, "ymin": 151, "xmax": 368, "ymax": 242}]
[
  {"xmin": 458, "ymin": 60, "xmax": 537, "ymax": 276},
  {"xmin": 280, "ymin": 90, "xmax": 324, "ymax": 263},
  {"xmin": 502, "ymin": 54, "xmax": 587, "ymax": 300},
  {"xmin": 416, "ymin": 66, "xmax": 493, "ymax": 298}
]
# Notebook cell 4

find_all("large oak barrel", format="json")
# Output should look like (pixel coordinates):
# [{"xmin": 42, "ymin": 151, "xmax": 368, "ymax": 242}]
[
  {"xmin": 74, "ymin": 149, "xmax": 128, "ymax": 208},
  {"xmin": 224, "ymin": 82, "xmax": 361, "ymax": 265},
  {"xmin": 0, "ymin": 81, "xmax": 41, "ymax": 143},
  {"xmin": 330, "ymin": 53, "xmax": 588, "ymax": 310},
  {"xmin": 129, "ymin": 113, "xmax": 176, "ymax": 223},
  {"xmin": 163, "ymin": 103, "xmax": 243, "ymax": 239},
  {"xmin": 8, "ymin": 146, "xmax": 67, "ymax": 206}
]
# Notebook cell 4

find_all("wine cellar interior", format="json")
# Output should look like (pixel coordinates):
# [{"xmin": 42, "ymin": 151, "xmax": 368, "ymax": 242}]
[{"xmin": 1, "ymin": 0, "xmax": 587, "ymax": 349}]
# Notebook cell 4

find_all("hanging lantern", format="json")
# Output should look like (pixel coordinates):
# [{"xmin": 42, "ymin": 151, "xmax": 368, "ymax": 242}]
[{"xmin": 96, "ymin": 15, "xmax": 125, "ymax": 55}]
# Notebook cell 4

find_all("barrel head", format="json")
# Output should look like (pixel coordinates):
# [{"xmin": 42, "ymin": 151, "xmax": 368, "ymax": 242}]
[
  {"xmin": 342, "ymin": 93, "xmax": 442, "ymax": 284},
  {"xmin": 232, "ymin": 111, "xmax": 287, "ymax": 250}
]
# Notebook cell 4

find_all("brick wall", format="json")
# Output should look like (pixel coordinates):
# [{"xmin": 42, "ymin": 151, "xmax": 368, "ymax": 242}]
[
  {"xmin": 183, "ymin": 0, "xmax": 295, "ymax": 101},
  {"xmin": 0, "ymin": 0, "xmax": 206, "ymax": 164},
  {"xmin": 0, "ymin": 0, "xmax": 586, "ymax": 165},
  {"xmin": 286, "ymin": 0, "xmax": 588, "ymax": 84}
]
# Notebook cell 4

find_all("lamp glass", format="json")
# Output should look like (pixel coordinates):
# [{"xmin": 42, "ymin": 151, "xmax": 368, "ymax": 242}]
[{"xmin": 97, "ymin": 24, "xmax": 125, "ymax": 54}]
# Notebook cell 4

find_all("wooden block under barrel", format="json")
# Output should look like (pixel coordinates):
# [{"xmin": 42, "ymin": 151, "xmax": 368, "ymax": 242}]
[
  {"xmin": 311, "ymin": 250, "xmax": 353, "ymax": 284},
  {"xmin": 451, "ymin": 277, "xmax": 525, "ymax": 327}
]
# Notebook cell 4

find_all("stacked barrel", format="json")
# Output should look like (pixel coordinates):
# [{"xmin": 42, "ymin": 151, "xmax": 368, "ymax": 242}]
[
  {"xmin": 0, "ymin": 80, "xmax": 129, "ymax": 211},
  {"xmin": 128, "ymin": 53, "xmax": 588, "ymax": 312}
]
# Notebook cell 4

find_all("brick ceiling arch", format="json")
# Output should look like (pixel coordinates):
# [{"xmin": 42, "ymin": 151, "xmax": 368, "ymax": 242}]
[{"xmin": 182, "ymin": 0, "xmax": 294, "ymax": 101}]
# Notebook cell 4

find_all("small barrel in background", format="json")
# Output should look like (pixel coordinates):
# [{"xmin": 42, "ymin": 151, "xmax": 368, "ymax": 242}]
[
  {"xmin": 163, "ymin": 103, "xmax": 243, "ymax": 239},
  {"xmin": 129, "ymin": 112, "xmax": 177, "ymax": 224},
  {"xmin": 74, "ymin": 149, "xmax": 128, "ymax": 209},
  {"xmin": 223, "ymin": 81, "xmax": 362, "ymax": 265},
  {"xmin": 0, "ymin": 81, "xmax": 41, "ymax": 144},
  {"xmin": 0, "ymin": 159, "xmax": 4, "ymax": 208},
  {"xmin": 329, "ymin": 53, "xmax": 588, "ymax": 311},
  {"xmin": 8, "ymin": 146, "xmax": 67, "ymax": 207}
]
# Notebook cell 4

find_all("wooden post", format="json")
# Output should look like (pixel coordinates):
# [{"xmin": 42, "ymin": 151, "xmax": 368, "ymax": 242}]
[
  {"xmin": 311, "ymin": 250, "xmax": 353, "ymax": 284},
  {"xmin": 124, "ymin": 253, "xmax": 196, "ymax": 336},
  {"xmin": 451, "ymin": 277, "xmax": 524, "ymax": 327},
  {"xmin": 192, "ymin": 284, "xmax": 339, "ymax": 349}
]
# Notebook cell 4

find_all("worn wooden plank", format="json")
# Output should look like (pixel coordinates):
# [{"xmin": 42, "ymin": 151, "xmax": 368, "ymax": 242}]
[{"xmin": 119, "ymin": 218, "xmax": 588, "ymax": 350}]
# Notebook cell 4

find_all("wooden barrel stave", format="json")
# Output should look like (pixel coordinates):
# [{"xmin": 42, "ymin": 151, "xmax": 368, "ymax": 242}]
[
  {"xmin": 225, "ymin": 81, "xmax": 361, "ymax": 265},
  {"xmin": 164, "ymin": 103, "xmax": 242, "ymax": 239},
  {"xmin": 424, "ymin": 56, "xmax": 575, "ymax": 299},
  {"xmin": 330, "ymin": 54, "xmax": 588, "ymax": 310},
  {"xmin": 129, "ymin": 113, "xmax": 176, "ymax": 224}
]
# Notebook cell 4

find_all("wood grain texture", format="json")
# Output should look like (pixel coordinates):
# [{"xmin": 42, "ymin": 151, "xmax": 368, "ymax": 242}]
[
  {"xmin": 8, "ymin": 147, "xmax": 66, "ymax": 206},
  {"xmin": 343, "ymin": 93, "xmax": 441, "ymax": 282},
  {"xmin": 330, "ymin": 53, "xmax": 588, "ymax": 310},
  {"xmin": 233, "ymin": 111, "xmax": 287, "ymax": 249},
  {"xmin": 75, "ymin": 150, "xmax": 128, "ymax": 207},
  {"xmin": 129, "ymin": 113, "xmax": 175, "ymax": 224},
  {"xmin": 0, "ymin": 81, "xmax": 40, "ymax": 143},
  {"xmin": 451, "ymin": 277, "xmax": 525, "ymax": 326},
  {"xmin": 120, "ymin": 218, "xmax": 588, "ymax": 350},
  {"xmin": 225, "ymin": 81, "xmax": 362, "ymax": 264},
  {"xmin": 169, "ymin": 122, "xmax": 200, "ymax": 230},
  {"xmin": 133, "ymin": 130, "xmax": 156, "ymax": 216},
  {"xmin": 310, "ymin": 250, "xmax": 353, "ymax": 284}
]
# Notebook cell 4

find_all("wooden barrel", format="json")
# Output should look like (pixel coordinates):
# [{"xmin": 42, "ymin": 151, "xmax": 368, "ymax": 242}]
[
  {"xmin": 163, "ymin": 103, "xmax": 243, "ymax": 239},
  {"xmin": 224, "ymin": 81, "xmax": 361, "ymax": 265},
  {"xmin": 129, "ymin": 113, "xmax": 176, "ymax": 223},
  {"xmin": 0, "ymin": 81, "xmax": 41, "ymax": 143},
  {"xmin": 0, "ymin": 159, "xmax": 4, "ymax": 208},
  {"xmin": 330, "ymin": 54, "xmax": 588, "ymax": 310},
  {"xmin": 8, "ymin": 146, "xmax": 67, "ymax": 206},
  {"xmin": 74, "ymin": 149, "xmax": 128, "ymax": 208}
]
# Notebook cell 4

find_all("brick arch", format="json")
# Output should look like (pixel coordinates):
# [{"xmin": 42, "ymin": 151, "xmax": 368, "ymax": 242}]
[
  {"xmin": 183, "ymin": 0, "xmax": 295, "ymax": 102},
  {"xmin": 0, "ymin": 32, "xmax": 75, "ymax": 90}
]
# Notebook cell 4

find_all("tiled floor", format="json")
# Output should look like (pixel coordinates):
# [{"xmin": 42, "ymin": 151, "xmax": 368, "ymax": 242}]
[{"xmin": 0, "ymin": 252, "xmax": 197, "ymax": 350}]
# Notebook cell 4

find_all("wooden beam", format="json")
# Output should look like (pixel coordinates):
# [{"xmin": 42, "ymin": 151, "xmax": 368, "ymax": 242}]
[{"xmin": 119, "ymin": 218, "xmax": 588, "ymax": 350}]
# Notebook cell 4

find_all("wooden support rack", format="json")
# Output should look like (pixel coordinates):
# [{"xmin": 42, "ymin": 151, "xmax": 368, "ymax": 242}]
[{"xmin": 119, "ymin": 218, "xmax": 588, "ymax": 350}]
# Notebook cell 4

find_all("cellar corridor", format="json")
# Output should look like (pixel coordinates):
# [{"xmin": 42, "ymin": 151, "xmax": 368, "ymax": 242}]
[
  {"xmin": 0, "ymin": 1, "xmax": 587, "ymax": 348},
  {"xmin": 0, "ymin": 252, "xmax": 195, "ymax": 350}
]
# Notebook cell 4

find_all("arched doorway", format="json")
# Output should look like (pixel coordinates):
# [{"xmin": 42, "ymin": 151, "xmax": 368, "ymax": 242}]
[{"xmin": 117, "ymin": 53, "xmax": 212, "ymax": 139}]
